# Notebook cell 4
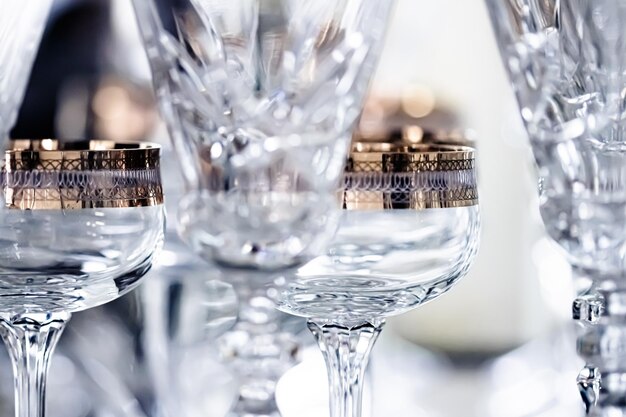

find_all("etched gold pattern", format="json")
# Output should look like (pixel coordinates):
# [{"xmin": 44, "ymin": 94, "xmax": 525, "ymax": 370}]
[
  {"xmin": 2, "ymin": 140, "xmax": 163, "ymax": 210},
  {"xmin": 343, "ymin": 141, "xmax": 478, "ymax": 210}
]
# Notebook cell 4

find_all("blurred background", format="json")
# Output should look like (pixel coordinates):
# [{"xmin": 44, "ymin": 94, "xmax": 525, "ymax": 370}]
[{"xmin": 4, "ymin": 0, "xmax": 585, "ymax": 416}]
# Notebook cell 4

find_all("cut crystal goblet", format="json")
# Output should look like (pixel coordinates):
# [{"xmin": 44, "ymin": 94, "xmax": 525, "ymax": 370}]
[
  {"xmin": 132, "ymin": 0, "xmax": 396, "ymax": 269},
  {"xmin": 484, "ymin": 2, "xmax": 626, "ymax": 414},
  {"xmin": 132, "ymin": 2, "xmax": 396, "ymax": 416}
]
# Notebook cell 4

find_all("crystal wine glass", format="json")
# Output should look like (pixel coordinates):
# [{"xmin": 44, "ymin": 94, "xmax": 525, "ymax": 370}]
[
  {"xmin": 0, "ymin": 139, "xmax": 164, "ymax": 417},
  {"xmin": 0, "ymin": 1, "xmax": 51, "ymax": 145},
  {"xmin": 132, "ymin": 2, "xmax": 395, "ymax": 416},
  {"xmin": 277, "ymin": 140, "xmax": 480, "ymax": 417},
  {"xmin": 484, "ymin": 1, "xmax": 626, "ymax": 414},
  {"xmin": 132, "ymin": 0, "xmax": 396, "ymax": 269}
]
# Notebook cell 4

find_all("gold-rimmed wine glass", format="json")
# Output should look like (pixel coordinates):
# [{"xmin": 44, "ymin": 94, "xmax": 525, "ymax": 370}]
[
  {"xmin": 0, "ymin": 140, "xmax": 164, "ymax": 417},
  {"xmin": 278, "ymin": 139, "xmax": 481, "ymax": 417}
]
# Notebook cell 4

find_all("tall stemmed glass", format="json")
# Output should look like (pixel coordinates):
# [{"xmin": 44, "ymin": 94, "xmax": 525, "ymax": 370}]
[
  {"xmin": 484, "ymin": 1, "xmax": 626, "ymax": 414},
  {"xmin": 132, "ymin": 2, "xmax": 395, "ymax": 416},
  {"xmin": 0, "ymin": 140, "xmax": 164, "ymax": 417},
  {"xmin": 277, "ymin": 140, "xmax": 480, "ymax": 417},
  {"xmin": 0, "ymin": 1, "xmax": 52, "ymax": 144}
]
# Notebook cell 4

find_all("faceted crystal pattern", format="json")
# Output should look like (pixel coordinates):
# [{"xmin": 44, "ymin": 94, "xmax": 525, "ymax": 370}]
[
  {"xmin": 133, "ymin": 0, "xmax": 395, "ymax": 268},
  {"xmin": 486, "ymin": 4, "xmax": 626, "ymax": 415},
  {"xmin": 485, "ymin": 1, "xmax": 626, "ymax": 275},
  {"xmin": 0, "ymin": 2, "xmax": 52, "ymax": 142},
  {"xmin": 134, "ymin": 0, "xmax": 394, "ymax": 189}
]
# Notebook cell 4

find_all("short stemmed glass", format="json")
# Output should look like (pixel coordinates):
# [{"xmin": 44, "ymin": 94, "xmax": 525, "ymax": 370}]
[
  {"xmin": 132, "ymin": 2, "xmax": 396, "ymax": 416},
  {"xmin": 277, "ymin": 140, "xmax": 480, "ymax": 417},
  {"xmin": 484, "ymin": 1, "xmax": 626, "ymax": 414},
  {"xmin": 0, "ymin": 140, "xmax": 164, "ymax": 417},
  {"xmin": 0, "ymin": 2, "xmax": 52, "ymax": 143}
]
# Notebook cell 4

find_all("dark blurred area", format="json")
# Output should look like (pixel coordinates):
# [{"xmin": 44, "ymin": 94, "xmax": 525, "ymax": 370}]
[
  {"xmin": 13, "ymin": 0, "xmax": 156, "ymax": 142},
  {"xmin": 12, "ymin": 0, "xmax": 109, "ymax": 138}
]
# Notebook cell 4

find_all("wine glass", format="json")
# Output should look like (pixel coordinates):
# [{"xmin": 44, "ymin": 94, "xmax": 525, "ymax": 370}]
[
  {"xmin": 484, "ymin": 1, "xmax": 626, "ymax": 414},
  {"xmin": 276, "ymin": 140, "xmax": 480, "ymax": 417},
  {"xmin": 0, "ymin": 139, "xmax": 164, "ymax": 417},
  {"xmin": 131, "ymin": 2, "xmax": 395, "ymax": 416},
  {"xmin": 132, "ymin": 0, "xmax": 396, "ymax": 269},
  {"xmin": 0, "ymin": 1, "xmax": 52, "ymax": 144}
]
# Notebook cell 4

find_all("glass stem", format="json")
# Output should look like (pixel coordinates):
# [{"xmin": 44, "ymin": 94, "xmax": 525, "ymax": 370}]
[
  {"xmin": 0, "ymin": 312, "xmax": 71, "ymax": 417},
  {"xmin": 308, "ymin": 319, "xmax": 384, "ymax": 417},
  {"xmin": 225, "ymin": 291, "xmax": 300, "ymax": 417}
]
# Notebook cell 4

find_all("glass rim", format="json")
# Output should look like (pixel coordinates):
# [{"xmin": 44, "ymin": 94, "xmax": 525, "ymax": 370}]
[
  {"xmin": 344, "ymin": 131, "xmax": 478, "ymax": 210},
  {"xmin": 2, "ymin": 139, "xmax": 163, "ymax": 210},
  {"xmin": 5, "ymin": 139, "xmax": 161, "ymax": 171},
  {"xmin": 348, "ymin": 141, "xmax": 475, "ymax": 174}
]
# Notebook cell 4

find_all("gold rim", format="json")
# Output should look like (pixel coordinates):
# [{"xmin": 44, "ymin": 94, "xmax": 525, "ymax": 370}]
[
  {"xmin": 348, "ymin": 142, "xmax": 475, "ymax": 173},
  {"xmin": 6, "ymin": 139, "xmax": 160, "ymax": 171},
  {"xmin": 343, "ymin": 140, "xmax": 478, "ymax": 210},
  {"xmin": 3, "ymin": 140, "xmax": 163, "ymax": 210}
]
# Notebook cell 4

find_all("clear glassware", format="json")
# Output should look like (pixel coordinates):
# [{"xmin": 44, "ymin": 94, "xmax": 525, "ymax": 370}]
[
  {"xmin": 484, "ymin": 1, "xmax": 626, "ymax": 274},
  {"xmin": 277, "ymin": 141, "xmax": 481, "ymax": 417},
  {"xmin": 144, "ymin": 235, "xmax": 306, "ymax": 417},
  {"xmin": 132, "ymin": 0, "xmax": 396, "ymax": 269},
  {"xmin": 0, "ymin": 140, "xmax": 164, "ymax": 417},
  {"xmin": 132, "ymin": 3, "xmax": 395, "ymax": 416},
  {"xmin": 0, "ymin": 1, "xmax": 51, "ymax": 144},
  {"xmin": 483, "ymin": 2, "xmax": 626, "ymax": 414}
]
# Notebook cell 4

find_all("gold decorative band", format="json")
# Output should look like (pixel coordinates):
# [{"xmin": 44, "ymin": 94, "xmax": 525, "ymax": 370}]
[
  {"xmin": 348, "ymin": 142, "xmax": 475, "ymax": 172},
  {"xmin": 6, "ymin": 139, "xmax": 160, "ymax": 171},
  {"xmin": 342, "ymin": 140, "xmax": 478, "ymax": 210},
  {"xmin": 3, "ymin": 140, "xmax": 163, "ymax": 210}
]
